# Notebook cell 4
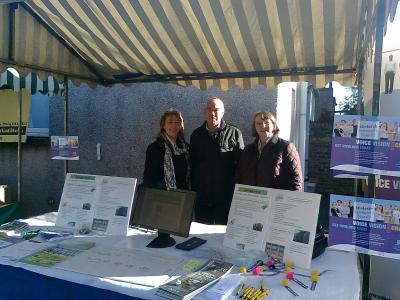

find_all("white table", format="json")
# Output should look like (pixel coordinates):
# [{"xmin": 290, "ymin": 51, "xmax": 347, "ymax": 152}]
[{"xmin": 0, "ymin": 213, "xmax": 360, "ymax": 300}]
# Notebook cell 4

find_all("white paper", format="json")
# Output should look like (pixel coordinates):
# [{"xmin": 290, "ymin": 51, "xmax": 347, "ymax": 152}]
[
  {"xmin": 56, "ymin": 246, "xmax": 185, "ymax": 287},
  {"xmin": 223, "ymin": 184, "xmax": 321, "ymax": 269},
  {"xmin": 56, "ymin": 173, "xmax": 137, "ymax": 236}
]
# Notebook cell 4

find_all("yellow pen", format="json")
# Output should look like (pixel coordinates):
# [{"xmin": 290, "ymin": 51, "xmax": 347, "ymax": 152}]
[
  {"xmin": 250, "ymin": 289, "xmax": 262, "ymax": 300},
  {"xmin": 243, "ymin": 287, "xmax": 253, "ymax": 299},
  {"xmin": 241, "ymin": 287, "xmax": 252, "ymax": 299},
  {"xmin": 236, "ymin": 283, "xmax": 244, "ymax": 296},
  {"xmin": 256, "ymin": 291, "xmax": 268, "ymax": 300}
]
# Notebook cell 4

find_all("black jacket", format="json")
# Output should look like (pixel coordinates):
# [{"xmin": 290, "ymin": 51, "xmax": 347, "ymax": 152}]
[
  {"xmin": 190, "ymin": 120, "xmax": 244, "ymax": 224},
  {"xmin": 143, "ymin": 137, "xmax": 189, "ymax": 189}
]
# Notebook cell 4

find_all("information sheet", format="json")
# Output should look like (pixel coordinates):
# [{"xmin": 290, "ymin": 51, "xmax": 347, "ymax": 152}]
[
  {"xmin": 223, "ymin": 184, "xmax": 321, "ymax": 269},
  {"xmin": 56, "ymin": 173, "xmax": 137, "ymax": 235},
  {"xmin": 329, "ymin": 194, "xmax": 400, "ymax": 260},
  {"xmin": 330, "ymin": 115, "xmax": 400, "ymax": 177}
]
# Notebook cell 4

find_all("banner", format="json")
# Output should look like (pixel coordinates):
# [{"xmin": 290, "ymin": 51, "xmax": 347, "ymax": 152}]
[
  {"xmin": 0, "ymin": 90, "xmax": 31, "ymax": 142},
  {"xmin": 329, "ymin": 194, "xmax": 400, "ymax": 260},
  {"xmin": 365, "ymin": 175, "xmax": 400, "ymax": 201},
  {"xmin": 330, "ymin": 115, "xmax": 400, "ymax": 177}
]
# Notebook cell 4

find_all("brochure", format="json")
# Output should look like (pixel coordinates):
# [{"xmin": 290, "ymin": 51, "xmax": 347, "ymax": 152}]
[
  {"xmin": 56, "ymin": 173, "xmax": 137, "ymax": 235},
  {"xmin": 20, "ymin": 239, "xmax": 95, "ymax": 267},
  {"xmin": 0, "ymin": 220, "xmax": 30, "ymax": 234},
  {"xmin": 156, "ymin": 259, "xmax": 234, "ymax": 300},
  {"xmin": 223, "ymin": 184, "xmax": 321, "ymax": 269}
]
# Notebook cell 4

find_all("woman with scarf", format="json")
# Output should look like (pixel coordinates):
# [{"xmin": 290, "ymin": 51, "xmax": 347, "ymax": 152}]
[
  {"xmin": 143, "ymin": 109, "xmax": 190, "ymax": 190},
  {"xmin": 236, "ymin": 111, "xmax": 303, "ymax": 191}
]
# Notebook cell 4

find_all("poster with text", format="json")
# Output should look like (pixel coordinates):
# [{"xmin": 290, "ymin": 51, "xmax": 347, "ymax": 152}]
[
  {"xmin": 51, "ymin": 136, "xmax": 79, "ymax": 160},
  {"xmin": 0, "ymin": 90, "xmax": 30, "ymax": 143},
  {"xmin": 329, "ymin": 194, "xmax": 400, "ymax": 260},
  {"xmin": 56, "ymin": 173, "xmax": 137, "ymax": 236},
  {"xmin": 365, "ymin": 175, "xmax": 400, "ymax": 201},
  {"xmin": 330, "ymin": 115, "xmax": 400, "ymax": 177},
  {"xmin": 223, "ymin": 184, "xmax": 321, "ymax": 269}
]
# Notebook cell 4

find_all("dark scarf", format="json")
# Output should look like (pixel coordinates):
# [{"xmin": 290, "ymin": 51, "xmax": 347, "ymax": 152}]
[{"xmin": 160, "ymin": 133, "xmax": 190, "ymax": 189}]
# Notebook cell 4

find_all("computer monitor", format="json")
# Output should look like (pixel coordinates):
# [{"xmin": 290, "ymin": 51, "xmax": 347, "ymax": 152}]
[{"xmin": 130, "ymin": 186, "xmax": 196, "ymax": 248}]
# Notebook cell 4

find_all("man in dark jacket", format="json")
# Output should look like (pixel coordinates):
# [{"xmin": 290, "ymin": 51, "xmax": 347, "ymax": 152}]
[{"xmin": 190, "ymin": 97, "xmax": 244, "ymax": 224}]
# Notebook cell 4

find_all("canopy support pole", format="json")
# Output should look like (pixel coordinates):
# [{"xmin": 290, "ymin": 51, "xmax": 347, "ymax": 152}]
[
  {"xmin": 361, "ymin": 1, "xmax": 385, "ymax": 299},
  {"xmin": 64, "ymin": 76, "xmax": 69, "ymax": 177}
]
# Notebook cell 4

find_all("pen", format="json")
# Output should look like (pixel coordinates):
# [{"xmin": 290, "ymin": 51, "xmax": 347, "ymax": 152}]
[
  {"xmin": 236, "ymin": 282, "xmax": 244, "ymax": 296},
  {"xmin": 242, "ymin": 287, "xmax": 253, "ymax": 299}
]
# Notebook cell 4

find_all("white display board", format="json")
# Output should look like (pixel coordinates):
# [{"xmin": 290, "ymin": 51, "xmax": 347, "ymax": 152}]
[
  {"xmin": 223, "ymin": 184, "xmax": 321, "ymax": 269},
  {"xmin": 56, "ymin": 173, "xmax": 137, "ymax": 236}
]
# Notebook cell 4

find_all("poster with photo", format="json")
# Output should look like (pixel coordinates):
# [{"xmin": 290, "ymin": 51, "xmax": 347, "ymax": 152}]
[
  {"xmin": 223, "ymin": 184, "xmax": 321, "ymax": 269},
  {"xmin": 56, "ymin": 173, "xmax": 137, "ymax": 236},
  {"xmin": 51, "ymin": 136, "xmax": 79, "ymax": 160},
  {"xmin": 330, "ymin": 115, "xmax": 400, "ymax": 177},
  {"xmin": 329, "ymin": 194, "xmax": 400, "ymax": 260}
]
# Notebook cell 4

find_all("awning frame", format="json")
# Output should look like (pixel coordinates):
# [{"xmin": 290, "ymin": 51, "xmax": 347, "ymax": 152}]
[{"xmin": 110, "ymin": 66, "xmax": 355, "ymax": 85}]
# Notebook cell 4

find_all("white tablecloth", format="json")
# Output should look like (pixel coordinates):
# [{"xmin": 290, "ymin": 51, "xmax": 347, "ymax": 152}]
[{"xmin": 0, "ymin": 212, "xmax": 360, "ymax": 300}]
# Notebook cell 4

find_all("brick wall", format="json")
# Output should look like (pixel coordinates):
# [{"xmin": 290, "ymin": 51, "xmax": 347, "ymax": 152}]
[{"xmin": 308, "ymin": 87, "xmax": 354, "ymax": 228}]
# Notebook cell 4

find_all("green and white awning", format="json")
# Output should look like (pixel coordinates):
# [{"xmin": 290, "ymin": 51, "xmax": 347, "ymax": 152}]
[{"xmin": 0, "ymin": 69, "xmax": 63, "ymax": 95}]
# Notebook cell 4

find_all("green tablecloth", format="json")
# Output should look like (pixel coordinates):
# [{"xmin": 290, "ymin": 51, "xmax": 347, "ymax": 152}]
[{"xmin": 0, "ymin": 202, "xmax": 20, "ymax": 225}]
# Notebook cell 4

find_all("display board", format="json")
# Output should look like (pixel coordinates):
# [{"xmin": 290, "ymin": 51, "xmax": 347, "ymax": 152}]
[
  {"xmin": 56, "ymin": 173, "xmax": 137, "ymax": 236},
  {"xmin": 223, "ymin": 184, "xmax": 321, "ymax": 269}
]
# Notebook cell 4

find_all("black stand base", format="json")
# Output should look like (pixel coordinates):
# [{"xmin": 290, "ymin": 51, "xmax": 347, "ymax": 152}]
[{"xmin": 146, "ymin": 232, "xmax": 176, "ymax": 248}]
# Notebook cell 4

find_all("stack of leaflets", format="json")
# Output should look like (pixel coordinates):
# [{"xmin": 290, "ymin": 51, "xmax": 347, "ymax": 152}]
[{"xmin": 156, "ymin": 259, "xmax": 234, "ymax": 300}]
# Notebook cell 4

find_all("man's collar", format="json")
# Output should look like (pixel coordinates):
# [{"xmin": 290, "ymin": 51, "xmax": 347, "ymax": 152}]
[{"xmin": 204, "ymin": 119, "xmax": 226, "ymax": 132}]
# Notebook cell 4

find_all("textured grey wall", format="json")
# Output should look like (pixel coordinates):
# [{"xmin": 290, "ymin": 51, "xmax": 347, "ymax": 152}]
[{"xmin": 0, "ymin": 82, "xmax": 277, "ymax": 217}]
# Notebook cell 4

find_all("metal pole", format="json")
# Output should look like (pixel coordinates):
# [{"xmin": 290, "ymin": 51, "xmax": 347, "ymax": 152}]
[
  {"xmin": 64, "ymin": 76, "xmax": 69, "ymax": 177},
  {"xmin": 17, "ymin": 90, "xmax": 22, "ymax": 203},
  {"xmin": 361, "ymin": 1, "xmax": 385, "ymax": 299}
]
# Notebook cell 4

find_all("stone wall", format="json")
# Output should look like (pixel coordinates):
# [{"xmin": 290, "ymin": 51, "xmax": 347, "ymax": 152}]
[{"xmin": 0, "ymin": 82, "xmax": 277, "ymax": 217}]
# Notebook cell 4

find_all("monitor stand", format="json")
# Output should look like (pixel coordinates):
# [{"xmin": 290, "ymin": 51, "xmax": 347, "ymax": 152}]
[{"xmin": 146, "ymin": 232, "xmax": 176, "ymax": 248}]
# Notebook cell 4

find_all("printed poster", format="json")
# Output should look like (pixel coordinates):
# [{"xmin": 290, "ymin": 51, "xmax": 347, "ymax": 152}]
[
  {"xmin": 329, "ymin": 194, "xmax": 400, "ymax": 260},
  {"xmin": 223, "ymin": 184, "xmax": 321, "ymax": 269},
  {"xmin": 51, "ymin": 136, "xmax": 79, "ymax": 160},
  {"xmin": 330, "ymin": 115, "xmax": 400, "ymax": 177},
  {"xmin": 56, "ymin": 173, "xmax": 137, "ymax": 236}
]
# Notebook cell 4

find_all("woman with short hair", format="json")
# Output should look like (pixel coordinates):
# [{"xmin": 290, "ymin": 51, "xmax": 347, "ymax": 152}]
[
  {"xmin": 236, "ymin": 111, "xmax": 303, "ymax": 191},
  {"xmin": 143, "ymin": 109, "xmax": 190, "ymax": 189}
]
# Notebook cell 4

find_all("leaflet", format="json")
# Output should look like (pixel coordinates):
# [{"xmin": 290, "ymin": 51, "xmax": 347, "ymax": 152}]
[
  {"xmin": 56, "ymin": 173, "xmax": 137, "ymax": 236},
  {"xmin": 223, "ymin": 184, "xmax": 321, "ymax": 269}
]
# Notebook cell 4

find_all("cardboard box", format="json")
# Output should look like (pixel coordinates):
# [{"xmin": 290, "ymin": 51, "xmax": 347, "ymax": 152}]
[{"xmin": 0, "ymin": 185, "xmax": 11, "ymax": 204}]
